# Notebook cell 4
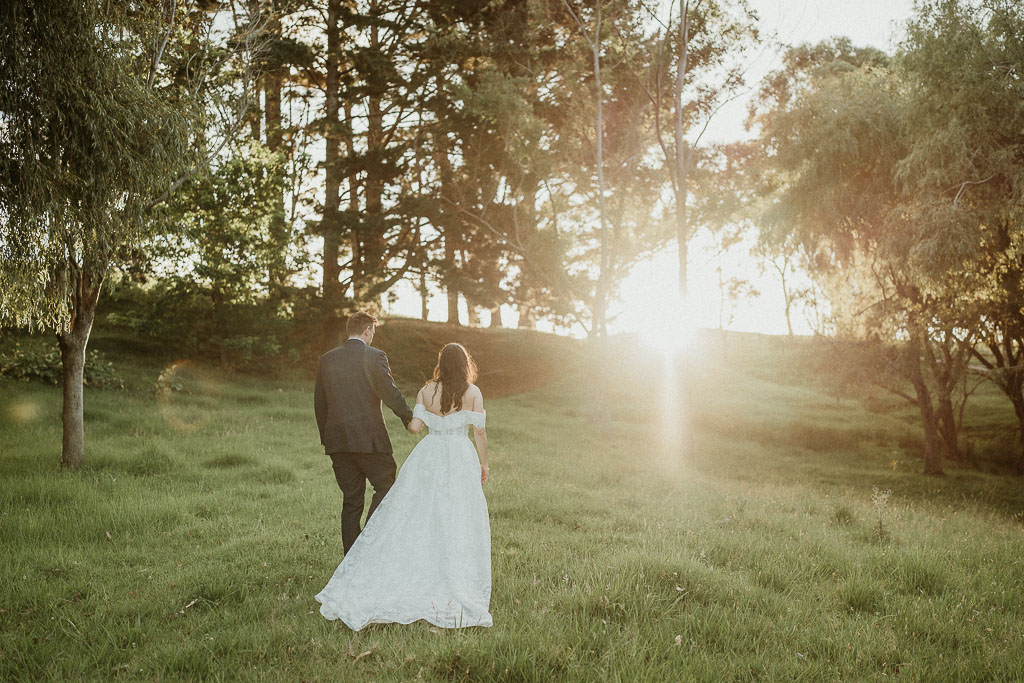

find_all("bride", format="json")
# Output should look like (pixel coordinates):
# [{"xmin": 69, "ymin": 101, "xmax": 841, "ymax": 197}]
[{"xmin": 315, "ymin": 342, "xmax": 492, "ymax": 630}]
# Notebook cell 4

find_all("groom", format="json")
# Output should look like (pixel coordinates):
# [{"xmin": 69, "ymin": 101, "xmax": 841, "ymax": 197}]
[{"xmin": 314, "ymin": 311, "xmax": 414, "ymax": 554}]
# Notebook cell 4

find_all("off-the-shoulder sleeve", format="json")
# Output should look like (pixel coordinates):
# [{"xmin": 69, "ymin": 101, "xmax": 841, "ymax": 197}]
[
  {"xmin": 411, "ymin": 404, "xmax": 485, "ymax": 430},
  {"xmin": 412, "ymin": 403, "xmax": 442, "ymax": 430}
]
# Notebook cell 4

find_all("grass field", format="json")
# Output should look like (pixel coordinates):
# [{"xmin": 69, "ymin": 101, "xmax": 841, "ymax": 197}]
[{"xmin": 1, "ymin": 322, "xmax": 1023, "ymax": 681}]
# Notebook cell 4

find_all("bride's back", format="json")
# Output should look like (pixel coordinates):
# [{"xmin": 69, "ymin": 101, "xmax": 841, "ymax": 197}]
[{"xmin": 420, "ymin": 380, "xmax": 480, "ymax": 416}]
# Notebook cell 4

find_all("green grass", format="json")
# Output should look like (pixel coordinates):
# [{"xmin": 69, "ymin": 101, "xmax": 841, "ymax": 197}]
[{"xmin": 1, "ymin": 325, "xmax": 1023, "ymax": 680}]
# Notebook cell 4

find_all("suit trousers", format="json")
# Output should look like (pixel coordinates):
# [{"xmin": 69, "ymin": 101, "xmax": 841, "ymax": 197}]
[{"xmin": 329, "ymin": 451, "xmax": 397, "ymax": 554}]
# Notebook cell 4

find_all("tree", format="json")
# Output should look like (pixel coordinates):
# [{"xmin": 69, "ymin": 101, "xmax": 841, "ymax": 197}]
[
  {"xmin": 320, "ymin": 0, "xmax": 344, "ymax": 318},
  {"xmin": 0, "ymin": 1, "xmax": 262, "ymax": 468},
  {"xmin": 749, "ymin": 43, "xmax": 975, "ymax": 475},
  {"xmin": 753, "ymin": 235, "xmax": 804, "ymax": 337},
  {"xmin": 895, "ymin": 0, "xmax": 1024, "ymax": 473},
  {"xmin": 640, "ymin": 0, "xmax": 759, "ymax": 295},
  {"xmin": 560, "ymin": 0, "xmax": 613, "ymax": 339},
  {"xmin": 155, "ymin": 142, "xmax": 288, "ymax": 365}
]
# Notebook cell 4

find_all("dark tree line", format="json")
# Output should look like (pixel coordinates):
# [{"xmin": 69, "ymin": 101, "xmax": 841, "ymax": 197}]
[{"xmin": 1, "ymin": 0, "xmax": 759, "ymax": 467}]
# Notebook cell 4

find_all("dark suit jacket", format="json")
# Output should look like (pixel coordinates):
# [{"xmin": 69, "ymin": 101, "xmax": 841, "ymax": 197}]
[{"xmin": 314, "ymin": 339, "xmax": 414, "ymax": 454}]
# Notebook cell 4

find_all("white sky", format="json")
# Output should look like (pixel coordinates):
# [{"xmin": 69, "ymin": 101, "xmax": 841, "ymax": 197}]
[{"xmin": 385, "ymin": 0, "xmax": 916, "ymax": 337}]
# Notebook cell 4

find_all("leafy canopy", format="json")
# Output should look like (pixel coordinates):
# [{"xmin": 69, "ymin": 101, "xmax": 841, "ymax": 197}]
[{"xmin": 0, "ymin": 1, "xmax": 199, "ymax": 331}]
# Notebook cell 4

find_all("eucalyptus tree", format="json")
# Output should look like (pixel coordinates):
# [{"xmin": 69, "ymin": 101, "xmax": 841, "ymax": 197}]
[
  {"xmin": 895, "ymin": 0, "xmax": 1024, "ymax": 472},
  {"xmin": 541, "ymin": 0, "xmax": 672, "ymax": 339},
  {"xmin": 0, "ymin": 1, "xmax": 264, "ymax": 468},
  {"xmin": 635, "ymin": 0, "xmax": 760, "ymax": 295},
  {"xmin": 749, "ymin": 45, "xmax": 973, "ymax": 475}
]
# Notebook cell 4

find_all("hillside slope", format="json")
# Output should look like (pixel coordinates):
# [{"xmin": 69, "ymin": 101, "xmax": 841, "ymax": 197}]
[{"xmin": 368, "ymin": 318, "xmax": 579, "ymax": 398}]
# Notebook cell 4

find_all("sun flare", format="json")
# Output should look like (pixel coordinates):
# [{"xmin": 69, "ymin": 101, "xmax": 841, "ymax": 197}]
[{"xmin": 636, "ymin": 292, "xmax": 698, "ymax": 355}]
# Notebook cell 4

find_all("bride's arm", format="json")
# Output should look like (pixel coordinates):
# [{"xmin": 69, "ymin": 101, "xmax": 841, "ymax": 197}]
[
  {"xmin": 470, "ymin": 387, "xmax": 488, "ymax": 484},
  {"xmin": 407, "ymin": 387, "xmax": 425, "ymax": 434}
]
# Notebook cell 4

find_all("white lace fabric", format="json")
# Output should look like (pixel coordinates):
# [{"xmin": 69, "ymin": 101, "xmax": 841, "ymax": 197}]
[{"xmin": 315, "ymin": 404, "xmax": 492, "ymax": 630}]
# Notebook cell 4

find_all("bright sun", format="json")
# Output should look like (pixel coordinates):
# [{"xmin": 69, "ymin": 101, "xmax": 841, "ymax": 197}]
[
  {"xmin": 635, "ymin": 291, "xmax": 697, "ymax": 355},
  {"xmin": 611, "ymin": 249, "xmax": 702, "ymax": 352}
]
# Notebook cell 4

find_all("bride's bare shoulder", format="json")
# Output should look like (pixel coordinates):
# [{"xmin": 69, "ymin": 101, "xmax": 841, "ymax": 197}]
[{"xmin": 464, "ymin": 383, "xmax": 484, "ymax": 411}]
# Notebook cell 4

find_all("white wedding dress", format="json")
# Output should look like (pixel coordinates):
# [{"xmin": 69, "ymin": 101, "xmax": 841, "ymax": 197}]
[{"xmin": 315, "ymin": 404, "xmax": 492, "ymax": 630}]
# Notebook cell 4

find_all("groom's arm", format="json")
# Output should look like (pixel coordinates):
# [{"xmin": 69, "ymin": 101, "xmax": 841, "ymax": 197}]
[
  {"xmin": 370, "ymin": 351, "xmax": 414, "ymax": 427},
  {"xmin": 313, "ymin": 359, "xmax": 327, "ymax": 443}
]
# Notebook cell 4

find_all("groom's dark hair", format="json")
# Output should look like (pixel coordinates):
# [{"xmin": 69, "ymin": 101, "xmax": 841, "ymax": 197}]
[{"xmin": 346, "ymin": 311, "xmax": 377, "ymax": 337}]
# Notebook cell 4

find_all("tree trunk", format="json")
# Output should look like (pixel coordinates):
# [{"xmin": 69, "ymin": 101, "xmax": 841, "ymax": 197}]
[
  {"xmin": 360, "ymin": 0, "xmax": 385, "ymax": 302},
  {"xmin": 58, "ymin": 334, "xmax": 86, "ymax": 469},
  {"xmin": 446, "ymin": 234, "xmax": 460, "ymax": 325},
  {"xmin": 994, "ymin": 339, "xmax": 1024, "ymax": 474},
  {"xmin": 467, "ymin": 306, "xmax": 480, "ymax": 326},
  {"xmin": 780, "ymin": 267, "xmax": 794, "ymax": 337},
  {"xmin": 907, "ymin": 332, "xmax": 944, "ymax": 475},
  {"xmin": 988, "ymin": 336, "xmax": 1024, "ymax": 475},
  {"xmin": 56, "ymin": 268, "xmax": 102, "ymax": 469},
  {"xmin": 419, "ymin": 270, "xmax": 429, "ymax": 321},
  {"xmin": 265, "ymin": 3, "xmax": 287, "ymax": 295},
  {"xmin": 489, "ymin": 305, "xmax": 502, "ymax": 328},
  {"xmin": 518, "ymin": 304, "xmax": 536, "ymax": 329},
  {"xmin": 343, "ymin": 100, "xmax": 361, "ymax": 297},
  {"xmin": 249, "ymin": 94, "xmax": 261, "ymax": 141},
  {"xmin": 936, "ymin": 396, "xmax": 961, "ymax": 463},
  {"xmin": 433, "ymin": 66, "xmax": 459, "ymax": 327},
  {"xmin": 322, "ymin": 0, "xmax": 342, "ymax": 307},
  {"xmin": 1010, "ymin": 392, "xmax": 1024, "ymax": 475},
  {"xmin": 591, "ymin": 2, "xmax": 609, "ymax": 340},
  {"xmin": 673, "ymin": 2, "xmax": 691, "ymax": 296}
]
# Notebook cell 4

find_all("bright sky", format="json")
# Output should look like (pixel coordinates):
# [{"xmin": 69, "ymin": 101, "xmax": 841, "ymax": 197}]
[{"xmin": 386, "ymin": 0, "xmax": 916, "ymax": 337}]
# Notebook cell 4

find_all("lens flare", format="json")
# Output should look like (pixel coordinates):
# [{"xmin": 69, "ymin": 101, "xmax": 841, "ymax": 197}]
[
  {"xmin": 6, "ymin": 401, "xmax": 41, "ymax": 424},
  {"xmin": 156, "ymin": 360, "xmax": 219, "ymax": 432}
]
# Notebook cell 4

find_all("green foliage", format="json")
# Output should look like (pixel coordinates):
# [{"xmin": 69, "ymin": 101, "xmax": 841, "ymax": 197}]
[
  {"xmin": 101, "ymin": 279, "xmax": 302, "ymax": 372},
  {"xmin": 0, "ymin": 0, "xmax": 199, "ymax": 330},
  {"xmin": 0, "ymin": 343, "xmax": 122, "ymax": 388},
  {"xmin": 155, "ymin": 142, "xmax": 289, "ymax": 308}
]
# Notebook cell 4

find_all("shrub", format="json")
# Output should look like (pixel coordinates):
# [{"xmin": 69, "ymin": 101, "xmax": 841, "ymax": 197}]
[{"xmin": 0, "ymin": 343, "xmax": 123, "ymax": 388}]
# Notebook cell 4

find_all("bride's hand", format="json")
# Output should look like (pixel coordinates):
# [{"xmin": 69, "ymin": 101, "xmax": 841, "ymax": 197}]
[{"xmin": 481, "ymin": 465, "xmax": 488, "ymax": 485}]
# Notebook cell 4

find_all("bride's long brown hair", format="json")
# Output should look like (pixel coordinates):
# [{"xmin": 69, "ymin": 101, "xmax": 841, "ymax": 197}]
[{"xmin": 430, "ymin": 343, "xmax": 478, "ymax": 414}]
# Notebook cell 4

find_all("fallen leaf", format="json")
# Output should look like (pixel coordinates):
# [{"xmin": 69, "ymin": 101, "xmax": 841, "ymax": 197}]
[
  {"xmin": 353, "ymin": 649, "xmax": 373, "ymax": 662},
  {"xmin": 673, "ymin": 635, "xmax": 682, "ymax": 647},
  {"xmin": 105, "ymin": 531, "xmax": 112, "ymax": 541}
]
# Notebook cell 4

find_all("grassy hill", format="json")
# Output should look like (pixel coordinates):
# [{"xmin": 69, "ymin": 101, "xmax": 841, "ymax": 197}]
[{"xmin": 1, "ymin": 321, "xmax": 1022, "ymax": 680}]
